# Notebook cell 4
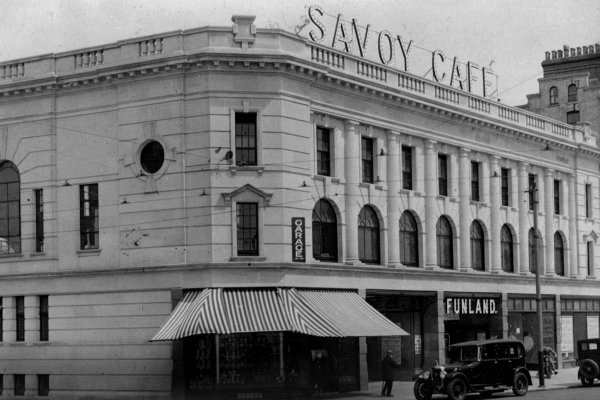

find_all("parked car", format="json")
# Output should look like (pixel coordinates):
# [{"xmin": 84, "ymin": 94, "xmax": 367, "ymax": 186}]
[
  {"xmin": 413, "ymin": 339, "xmax": 532, "ymax": 400},
  {"xmin": 577, "ymin": 338, "xmax": 600, "ymax": 386}
]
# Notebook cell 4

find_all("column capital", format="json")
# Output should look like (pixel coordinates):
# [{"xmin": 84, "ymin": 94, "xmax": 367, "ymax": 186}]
[
  {"xmin": 344, "ymin": 119, "xmax": 360, "ymax": 128},
  {"xmin": 386, "ymin": 129, "xmax": 400, "ymax": 137},
  {"xmin": 425, "ymin": 138, "xmax": 437, "ymax": 149},
  {"xmin": 518, "ymin": 161, "xmax": 530, "ymax": 171},
  {"xmin": 545, "ymin": 168, "xmax": 555, "ymax": 176},
  {"xmin": 490, "ymin": 154, "xmax": 501, "ymax": 163},
  {"xmin": 459, "ymin": 147, "xmax": 471, "ymax": 157}
]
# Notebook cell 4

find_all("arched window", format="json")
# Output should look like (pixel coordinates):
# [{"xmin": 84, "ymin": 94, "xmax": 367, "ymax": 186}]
[
  {"xmin": 549, "ymin": 86, "xmax": 558, "ymax": 105},
  {"xmin": 358, "ymin": 205, "xmax": 380, "ymax": 264},
  {"xmin": 501, "ymin": 225, "xmax": 514, "ymax": 273},
  {"xmin": 312, "ymin": 199, "xmax": 338, "ymax": 261},
  {"xmin": 399, "ymin": 211, "xmax": 419, "ymax": 267},
  {"xmin": 568, "ymin": 84, "xmax": 577, "ymax": 102},
  {"xmin": 470, "ymin": 221, "xmax": 485, "ymax": 271},
  {"xmin": 529, "ymin": 228, "xmax": 542, "ymax": 273},
  {"xmin": 0, "ymin": 161, "xmax": 20, "ymax": 254},
  {"xmin": 436, "ymin": 216, "xmax": 453, "ymax": 269},
  {"xmin": 554, "ymin": 232, "xmax": 565, "ymax": 276}
]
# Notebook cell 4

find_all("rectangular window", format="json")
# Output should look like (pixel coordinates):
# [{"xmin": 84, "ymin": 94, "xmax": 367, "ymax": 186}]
[
  {"xmin": 35, "ymin": 189, "xmax": 44, "ymax": 252},
  {"xmin": 316, "ymin": 127, "xmax": 331, "ymax": 176},
  {"xmin": 501, "ymin": 168, "xmax": 510, "ymax": 206},
  {"xmin": 236, "ymin": 203, "xmax": 258, "ymax": 256},
  {"xmin": 402, "ymin": 146, "xmax": 413, "ymax": 190},
  {"xmin": 586, "ymin": 184, "xmax": 592, "ymax": 218},
  {"xmin": 361, "ymin": 137, "xmax": 374, "ymax": 183},
  {"xmin": 235, "ymin": 112, "xmax": 257, "ymax": 166},
  {"xmin": 39, "ymin": 295, "xmax": 48, "ymax": 342},
  {"xmin": 14, "ymin": 374, "xmax": 24, "ymax": 396},
  {"xmin": 79, "ymin": 184, "xmax": 99, "ymax": 250},
  {"xmin": 588, "ymin": 241, "xmax": 594, "ymax": 276},
  {"xmin": 554, "ymin": 179, "xmax": 561, "ymax": 215},
  {"xmin": 38, "ymin": 374, "xmax": 49, "ymax": 396},
  {"xmin": 16, "ymin": 296, "xmax": 24, "ymax": 342},
  {"xmin": 471, "ymin": 161, "xmax": 480, "ymax": 201},
  {"xmin": 438, "ymin": 154, "xmax": 448, "ymax": 196},
  {"xmin": 528, "ymin": 174, "xmax": 537, "ymax": 211}
]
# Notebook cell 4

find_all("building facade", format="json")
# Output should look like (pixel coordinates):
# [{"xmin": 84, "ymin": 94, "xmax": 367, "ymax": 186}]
[{"xmin": 0, "ymin": 14, "xmax": 599, "ymax": 399}]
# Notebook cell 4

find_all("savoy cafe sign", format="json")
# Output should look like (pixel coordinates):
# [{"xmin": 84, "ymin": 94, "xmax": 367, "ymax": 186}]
[{"xmin": 300, "ymin": 5, "xmax": 498, "ymax": 99}]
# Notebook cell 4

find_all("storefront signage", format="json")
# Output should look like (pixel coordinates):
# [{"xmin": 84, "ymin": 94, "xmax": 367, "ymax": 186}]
[
  {"xmin": 446, "ymin": 297, "xmax": 498, "ymax": 315},
  {"xmin": 302, "ymin": 5, "xmax": 498, "ymax": 99},
  {"xmin": 292, "ymin": 217, "xmax": 306, "ymax": 262}
]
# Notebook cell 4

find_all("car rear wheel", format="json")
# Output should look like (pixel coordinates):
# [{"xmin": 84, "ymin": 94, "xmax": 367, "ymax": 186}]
[
  {"xmin": 581, "ymin": 376, "xmax": 595, "ymax": 386},
  {"xmin": 447, "ymin": 378, "xmax": 467, "ymax": 400},
  {"xmin": 413, "ymin": 378, "xmax": 433, "ymax": 400},
  {"xmin": 580, "ymin": 359, "xmax": 600, "ymax": 380},
  {"xmin": 512, "ymin": 372, "xmax": 528, "ymax": 396}
]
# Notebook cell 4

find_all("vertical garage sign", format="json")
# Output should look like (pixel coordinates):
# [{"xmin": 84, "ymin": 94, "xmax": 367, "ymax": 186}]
[{"xmin": 292, "ymin": 217, "xmax": 305, "ymax": 262}]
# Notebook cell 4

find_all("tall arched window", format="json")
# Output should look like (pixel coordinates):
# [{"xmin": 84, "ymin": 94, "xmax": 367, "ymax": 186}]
[
  {"xmin": 399, "ymin": 211, "xmax": 419, "ymax": 267},
  {"xmin": 312, "ymin": 199, "xmax": 338, "ymax": 261},
  {"xmin": 568, "ymin": 84, "xmax": 577, "ymax": 102},
  {"xmin": 529, "ymin": 228, "xmax": 542, "ymax": 273},
  {"xmin": 358, "ymin": 205, "xmax": 380, "ymax": 264},
  {"xmin": 0, "ymin": 161, "xmax": 20, "ymax": 254},
  {"xmin": 554, "ymin": 232, "xmax": 565, "ymax": 276},
  {"xmin": 501, "ymin": 224, "xmax": 514, "ymax": 273},
  {"xmin": 436, "ymin": 216, "xmax": 453, "ymax": 269},
  {"xmin": 470, "ymin": 221, "xmax": 485, "ymax": 271},
  {"xmin": 549, "ymin": 86, "xmax": 558, "ymax": 105}
]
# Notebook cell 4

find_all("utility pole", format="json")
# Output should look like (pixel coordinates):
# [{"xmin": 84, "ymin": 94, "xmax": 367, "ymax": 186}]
[{"xmin": 530, "ymin": 180, "xmax": 545, "ymax": 388}]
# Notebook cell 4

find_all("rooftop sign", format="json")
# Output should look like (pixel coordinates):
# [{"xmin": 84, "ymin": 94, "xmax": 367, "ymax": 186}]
[{"xmin": 301, "ymin": 5, "xmax": 498, "ymax": 99}]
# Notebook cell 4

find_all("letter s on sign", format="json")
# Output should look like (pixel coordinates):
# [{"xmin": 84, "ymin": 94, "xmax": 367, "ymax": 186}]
[{"xmin": 308, "ymin": 5, "xmax": 326, "ymax": 42}]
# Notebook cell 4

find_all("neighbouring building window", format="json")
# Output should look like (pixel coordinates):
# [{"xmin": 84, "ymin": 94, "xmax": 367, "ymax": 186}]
[
  {"xmin": 501, "ymin": 224, "xmax": 514, "ymax": 273},
  {"xmin": 586, "ymin": 184, "xmax": 592, "ymax": 218},
  {"xmin": 312, "ymin": 199, "xmax": 337, "ymax": 261},
  {"xmin": 35, "ymin": 189, "xmax": 44, "ymax": 252},
  {"xmin": 14, "ymin": 374, "xmax": 24, "ymax": 396},
  {"xmin": 554, "ymin": 232, "xmax": 565, "ymax": 276},
  {"xmin": 399, "ymin": 211, "xmax": 418, "ymax": 267},
  {"xmin": 235, "ymin": 112, "xmax": 257, "ymax": 166},
  {"xmin": 568, "ymin": 84, "xmax": 577, "ymax": 102},
  {"xmin": 316, "ymin": 127, "xmax": 331, "ymax": 176},
  {"xmin": 549, "ymin": 86, "xmax": 558, "ymax": 105},
  {"xmin": 588, "ymin": 241, "xmax": 594, "ymax": 276},
  {"xmin": 501, "ymin": 168, "xmax": 510, "ymax": 206},
  {"xmin": 79, "ymin": 184, "xmax": 99, "ymax": 250},
  {"xmin": 471, "ymin": 161, "xmax": 480, "ymax": 201},
  {"xmin": 438, "ymin": 154, "xmax": 448, "ymax": 196},
  {"xmin": 361, "ymin": 137, "xmax": 374, "ymax": 183},
  {"xmin": 553, "ymin": 179, "xmax": 560, "ymax": 215},
  {"xmin": 236, "ymin": 203, "xmax": 258, "ymax": 256},
  {"xmin": 436, "ymin": 216, "xmax": 453, "ymax": 269},
  {"xmin": 40, "ymin": 295, "xmax": 49, "ymax": 342},
  {"xmin": 567, "ymin": 110, "xmax": 580, "ymax": 125},
  {"xmin": 0, "ymin": 161, "xmax": 21, "ymax": 254},
  {"xmin": 470, "ymin": 221, "xmax": 485, "ymax": 271},
  {"xmin": 38, "ymin": 375, "xmax": 49, "ymax": 396},
  {"xmin": 529, "ymin": 228, "xmax": 542, "ymax": 273},
  {"xmin": 402, "ymin": 146, "xmax": 413, "ymax": 190},
  {"xmin": 528, "ymin": 174, "xmax": 537, "ymax": 211},
  {"xmin": 16, "ymin": 296, "xmax": 24, "ymax": 342},
  {"xmin": 358, "ymin": 205, "xmax": 380, "ymax": 264}
]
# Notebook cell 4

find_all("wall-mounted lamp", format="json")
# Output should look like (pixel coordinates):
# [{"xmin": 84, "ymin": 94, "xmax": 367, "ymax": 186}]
[
  {"xmin": 379, "ymin": 149, "xmax": 386, "ymax": 156},
  {"xmin": 63, "ymin": 180, "xmax": 71, "ymax": 187},
  {"xmin": 301, "ymin": 181, "xmax": 308, "ymax": 187},
  {"xmin": 200, "ymin": 189, "xmax": 207, "ymax": 196},
  {"xmin": 121, "ymin": 198, "xmax": 129, "ymax": 204}
]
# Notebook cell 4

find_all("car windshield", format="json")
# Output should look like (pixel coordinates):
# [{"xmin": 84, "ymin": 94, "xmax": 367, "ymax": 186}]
[{"xmin": 449, "ymin": 345, "xmax": 479, "ymax": 363}]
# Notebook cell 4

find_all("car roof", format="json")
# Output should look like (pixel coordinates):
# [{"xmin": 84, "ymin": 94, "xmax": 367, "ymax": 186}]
[{"xmin": 449, "ymin": 339, "xmax": 523, "ymax": 347}]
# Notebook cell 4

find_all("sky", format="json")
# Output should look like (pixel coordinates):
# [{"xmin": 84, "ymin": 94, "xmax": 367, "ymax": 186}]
[{"xmin": 0, "ymin": 0, "xmax": 599, "ymax": 106}]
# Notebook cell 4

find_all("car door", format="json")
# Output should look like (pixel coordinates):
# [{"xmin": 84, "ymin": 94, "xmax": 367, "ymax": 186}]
[{"xmin": 478, "ymin": 344, "xmax": 501, "ymax": 386}]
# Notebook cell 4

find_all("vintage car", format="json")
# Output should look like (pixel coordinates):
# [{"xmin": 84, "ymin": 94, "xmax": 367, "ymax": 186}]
[
  {"xmin": 413, "ymin": 339, "xmax": 532, "ymax": 400},
  {"xmin": 577, "ymin": 338, "xmax": 600, "ymax": 386}
]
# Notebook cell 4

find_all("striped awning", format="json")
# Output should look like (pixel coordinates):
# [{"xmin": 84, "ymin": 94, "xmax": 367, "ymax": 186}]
[{"xmin": 151, "ymin": 288, "xmax": 408, "ymax": 341}]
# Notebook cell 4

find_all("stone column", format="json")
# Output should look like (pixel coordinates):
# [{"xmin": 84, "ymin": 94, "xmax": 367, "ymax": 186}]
[
  {"xmin": 414, "ymin": 145, "xmax": 425, "ymax": 193},
  {"xmin": 377, "ymin": 136, "xmax": 386, "ymax": 184},
  {"xmin": 3, "ymin": 296, "xmax": 16, "ymax": 342},
  {"xmin": 25, "ymin": 374, "xmax": 38, "ymax": 397},
  {"xmin": 358, "ymin": 288, "xmax": 369, "ymax": 390},
  {"xmin": 24, "ymin": 295, "xmax": 40, "ymax": 342},
  {"xmin": 344, "ymin": 120, "xmax": 361, "ymax": 264},
  {"xmin": 459, "ymin": 148, "xmax": 471, "ymax": 271},
  {"xmin": 568, "ymin": 173, "xmax": 578, "ymax": 278},
  {"xmin": 387, "ymin": 130, "xmax": 401, "ymax": 267},
  {"xmin": 545, "ymin": 169, "xmax": 555, "ymax": 276},
  {"xmin": 490, "ymin": 156, "xmax": 501, "ymax": 273},
  {"xmin": 518, "ymin": 162, "xmax": 530, "ymax": 274},
  {"xmin": 425, "ymin": 140, "xmax": 438, "ymax": 268},
  {"xmin": 334, "ymin": 127, "xmax": 345, "ymax": 180}
]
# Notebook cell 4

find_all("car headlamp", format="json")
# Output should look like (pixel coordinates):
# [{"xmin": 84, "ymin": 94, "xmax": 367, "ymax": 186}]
[
  {"xmin": 439, "ymin": 366, "xmax": 447, "ymax": 379},
  {"xmin": 422, "ymin": 371, "xmax": 430, "ymax": 379}
]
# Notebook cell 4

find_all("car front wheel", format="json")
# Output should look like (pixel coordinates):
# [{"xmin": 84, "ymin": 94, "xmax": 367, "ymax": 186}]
[
  {"xmin": 413, "ymin": 378, "xmax": 433, "ymax": 400},
  {"xmin": 447, "ymin": 378, "xmax": 467, "ymax": 400},
  {"xmin": 512, "ymin": 372, "xmax": 528, "ymax": 396},
  {"xmin": 581, "ymin": 376, "xmax": 595, "ymax": 386},
  {"xmin": 580, "ymin": 359, "xmax": 600, "ymax": 380}
]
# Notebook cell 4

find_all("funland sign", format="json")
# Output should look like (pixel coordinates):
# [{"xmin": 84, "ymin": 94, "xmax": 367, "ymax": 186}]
[
  {"xmin": 301, "ymin": 5, "xmax": 498, "ymax": 99},
  {"xmin": 446, "ymin": 297, "xmax": 498, "ymax": 315}
]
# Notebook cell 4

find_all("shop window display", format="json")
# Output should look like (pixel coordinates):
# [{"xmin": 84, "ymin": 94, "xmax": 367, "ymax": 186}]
[{"xmin": 219, "ymin": 333, "xmax": 281, "ymax": 386}]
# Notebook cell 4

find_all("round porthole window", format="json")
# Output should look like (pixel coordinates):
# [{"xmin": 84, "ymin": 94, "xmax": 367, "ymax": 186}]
[{"xmin": 140, "ymin": 140, "xmax": 165, "ymax": 174}]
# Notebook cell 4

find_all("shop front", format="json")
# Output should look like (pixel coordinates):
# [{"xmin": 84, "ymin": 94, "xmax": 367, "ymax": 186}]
[
  {"xmin": 153, "ymin": 288, "xmax": 407, "ymax": 399},
  {"xmin": 559, "ymin": 296, "xmax": 600, "ymax": 368},
  {"xmin": 443, "ymin": 294, "xmax": 503, "ymax": 346}
]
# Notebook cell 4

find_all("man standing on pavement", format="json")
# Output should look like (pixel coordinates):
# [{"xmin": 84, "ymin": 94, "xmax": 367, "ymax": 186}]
[{"xmin": 381, "ymin": 350, "xmax": 399, "ymax": 397}]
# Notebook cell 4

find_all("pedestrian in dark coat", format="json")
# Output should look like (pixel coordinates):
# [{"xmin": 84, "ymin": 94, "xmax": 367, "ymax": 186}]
[
  {"xmin": 381, "ymin": 350, "xmax": 399, "ymax": 397},
  {"xmin": 312, "ymin": 352, "xmax": 326, "ymax": 397}
]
